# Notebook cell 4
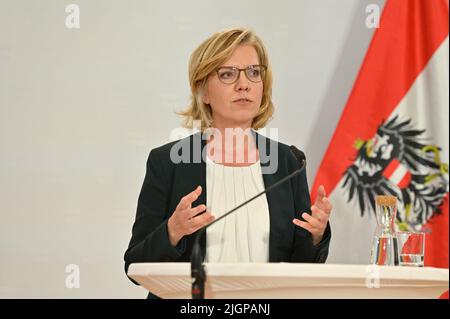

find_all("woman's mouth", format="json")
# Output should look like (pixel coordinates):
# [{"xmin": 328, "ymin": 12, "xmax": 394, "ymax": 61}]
[{"xmin": 233, "ymin": 98, "xmax": 253, "ymax": 105}]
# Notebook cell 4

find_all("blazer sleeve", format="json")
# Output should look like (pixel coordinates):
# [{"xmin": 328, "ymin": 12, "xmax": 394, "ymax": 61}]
[
  {"xmin": 290, "ymin": 162, "xmax": 331, "ymax": 263},
  {"xmin": 124, "ymin": 148, "xmax": 187, "ymax": 284}
]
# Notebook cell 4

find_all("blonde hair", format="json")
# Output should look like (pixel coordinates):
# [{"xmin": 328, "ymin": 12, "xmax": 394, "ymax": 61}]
[{"xmin": 178, "ymin": 28, "xmax": 274, "ymax": 130}]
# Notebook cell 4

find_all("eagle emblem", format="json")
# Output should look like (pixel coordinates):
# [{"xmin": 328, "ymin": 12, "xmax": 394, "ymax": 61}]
[{"xmin": 342, "ymin": 115, "xmax": 449, "ymax": 231}]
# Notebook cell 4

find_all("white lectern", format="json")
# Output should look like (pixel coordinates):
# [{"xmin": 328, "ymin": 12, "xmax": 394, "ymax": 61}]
[{"xmin": 127, "ymin": 263, "xmax": 449, "ymax": 299}]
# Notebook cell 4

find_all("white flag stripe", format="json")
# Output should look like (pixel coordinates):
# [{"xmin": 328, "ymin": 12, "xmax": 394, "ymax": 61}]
[
  {"xmin": 393, "ymin": 37, "xmax": 449, "ymax": 163},
  {"xmin": 388, "ymin": 163, "xmax": 408, "ymax": 186}
]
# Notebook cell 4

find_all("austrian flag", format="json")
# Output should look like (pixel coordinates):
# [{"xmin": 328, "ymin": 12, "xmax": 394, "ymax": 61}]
[{"xmin": 312, "ymin": 0, "xmax": 449, "ymax": 282}]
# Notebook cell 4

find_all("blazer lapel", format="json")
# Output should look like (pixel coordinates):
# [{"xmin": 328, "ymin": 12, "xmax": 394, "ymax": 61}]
[
  {"xmin": 185, "ymin": 132, "xmax": 207, "ymax": 258},
  {"xmin": 255, "ymin": 132, "xmax": 288, "ymax": 262}
]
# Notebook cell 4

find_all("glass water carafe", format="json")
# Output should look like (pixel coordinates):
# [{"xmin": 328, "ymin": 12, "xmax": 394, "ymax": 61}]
[{"xmin": 370, "ymin": 195, "xmax": 399, "ymax": 266}]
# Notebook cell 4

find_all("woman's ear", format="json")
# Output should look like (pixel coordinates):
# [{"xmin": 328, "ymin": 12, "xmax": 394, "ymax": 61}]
[{"xmin": 202, "ymin": 89, "xmax": 210, "ymax": 105}]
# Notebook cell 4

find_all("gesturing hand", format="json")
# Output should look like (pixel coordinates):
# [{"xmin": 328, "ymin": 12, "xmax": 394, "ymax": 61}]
[
  {"xmin": 167, "ymin": 186, "xmax": 215, "ymax": 246},
  {"xmin": 293, "ymin": 185, "xmax": 332, "ymax": 245}
]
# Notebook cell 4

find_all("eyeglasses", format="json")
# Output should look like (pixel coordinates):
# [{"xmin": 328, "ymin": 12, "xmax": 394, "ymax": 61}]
[{"xmin": 216, "ymin": 65, "xmax": 267, "ymax": 84}]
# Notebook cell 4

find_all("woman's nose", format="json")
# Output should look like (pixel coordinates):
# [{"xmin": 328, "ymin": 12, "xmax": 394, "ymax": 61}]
[{"xmin": 235, "ymin": 70, "xmax": 250, "ymax": 91}]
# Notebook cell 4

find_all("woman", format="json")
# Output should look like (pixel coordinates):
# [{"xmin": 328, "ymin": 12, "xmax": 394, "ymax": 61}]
[{"xmin": 124, "ymin": 28, "xmax": 332, "ymax": 291}]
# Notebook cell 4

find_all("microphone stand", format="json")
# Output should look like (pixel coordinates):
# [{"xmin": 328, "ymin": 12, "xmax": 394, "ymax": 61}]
[{"xmin": 191, "ymin": 147, "xmax": 306, "ymax": 299}]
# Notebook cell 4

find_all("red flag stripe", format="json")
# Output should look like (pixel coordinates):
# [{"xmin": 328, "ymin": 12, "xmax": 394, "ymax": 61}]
[
  {"xmin": 397, "ymin": 172, "xmax": 411, "ymax": 189},
  {"xmin": 311, "ymin": 0, "xmax": 449, "ymax": 201},
  {"xmin": 382, "ymin": 159, "xmax": 401, "ymax": 179}
]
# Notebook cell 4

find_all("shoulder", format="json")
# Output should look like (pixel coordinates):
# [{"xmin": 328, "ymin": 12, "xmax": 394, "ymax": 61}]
[{"xmin": 255, "ymin": 132, "xmax": 302, "ymax": 166}]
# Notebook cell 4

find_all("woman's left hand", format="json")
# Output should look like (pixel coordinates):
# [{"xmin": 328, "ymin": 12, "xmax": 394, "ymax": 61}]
[{"xmin": 293, "ymin": 185, "xmax": 332, "ymax": 245}]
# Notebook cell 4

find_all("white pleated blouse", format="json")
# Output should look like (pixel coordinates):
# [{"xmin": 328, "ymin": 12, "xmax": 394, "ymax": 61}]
[{"xmin": 205, "ymin": 156, "xmax": 271, "ymax": 263}]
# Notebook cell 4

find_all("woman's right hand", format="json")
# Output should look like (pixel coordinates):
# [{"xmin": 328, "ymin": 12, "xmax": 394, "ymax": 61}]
[{"xmin": 167, "ymin": 185, "xmax": 215, "ymax": 247}]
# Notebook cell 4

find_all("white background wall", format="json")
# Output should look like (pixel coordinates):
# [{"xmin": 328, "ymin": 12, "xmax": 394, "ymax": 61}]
[{"xmin": 0, "ymin": 0, "xmax": 383, "ymax": 298}]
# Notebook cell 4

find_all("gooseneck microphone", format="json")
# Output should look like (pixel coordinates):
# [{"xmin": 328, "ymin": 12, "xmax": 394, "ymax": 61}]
[{"xmin": 191, "ymin": 146, "xmax": 307, "ymax": 299}]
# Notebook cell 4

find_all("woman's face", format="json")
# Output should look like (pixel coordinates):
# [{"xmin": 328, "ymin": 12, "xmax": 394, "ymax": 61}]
[{"xmin": 202, "ymin": 44, "xmax": 264, "ymax": 130}]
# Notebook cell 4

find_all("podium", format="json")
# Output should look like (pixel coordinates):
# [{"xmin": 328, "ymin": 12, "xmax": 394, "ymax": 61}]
[{"xmin": 127, "ymin": 263, "xmax": 449, "ymax": 299}]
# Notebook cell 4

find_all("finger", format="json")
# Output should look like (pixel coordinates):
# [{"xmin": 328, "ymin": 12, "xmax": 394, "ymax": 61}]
[
  {"xmin": 318, "ymin": 185, "xmax": 327, "ymax": 198},
  {"xmin": 301, "ymin": 212, "xmax": 322, "ymax": 229},
  {"xmin": 190, "ymin": 213, "xmax": 215, "ymax": 232},
  {"xmin": 315, "ymin": 197, "xmax": 332, "ymax": 215},
  {"xmin": 293, "ymin": 218, "xmax": 314, "ymax": 233},
  {"xmin": 311, "ymin": 205, "xmax": 329, "ymax": 223},
  {"xmin": 322, "ymin": 197, "xmax": 333, "ymax": 215},
  {"xmin": 178, "ymin": 186, "xmax": 202, "ymax": 210},
  {"xmin": 190, "ymin": 211, "xmax": 215, "ymax": 230},
  {"xmin": 188, "ymin": 204, "xmax": 207, "ymax": 219},
  {"xmin": 314, "ymin": 185, "xmax": 326, "ymax": 205}
]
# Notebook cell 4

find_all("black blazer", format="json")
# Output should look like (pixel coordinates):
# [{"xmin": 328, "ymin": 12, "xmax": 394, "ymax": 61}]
[{"xmin": 124, "ymin": 132, "xmax": 331, "ymax": 285}]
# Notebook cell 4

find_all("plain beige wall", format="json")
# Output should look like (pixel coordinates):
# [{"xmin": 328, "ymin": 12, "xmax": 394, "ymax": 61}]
[{"xmin": 0, "ymin": 0, "xmax": 383, "ymax": 298}]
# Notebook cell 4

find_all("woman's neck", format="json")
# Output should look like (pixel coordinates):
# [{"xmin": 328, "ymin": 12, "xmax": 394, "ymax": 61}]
[{"xmin": 205, "ymin": 126, "xmax": 259, "ymax": 167}]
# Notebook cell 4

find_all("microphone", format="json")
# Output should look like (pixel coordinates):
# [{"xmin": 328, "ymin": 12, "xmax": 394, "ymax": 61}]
[{"xmin": 191, "ymin": 145, "xmax": 307, "ymax": 299}]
